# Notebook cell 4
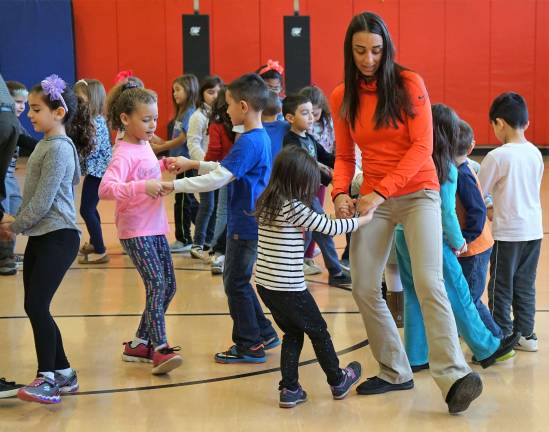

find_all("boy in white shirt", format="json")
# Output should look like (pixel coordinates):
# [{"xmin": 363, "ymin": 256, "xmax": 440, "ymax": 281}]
[{"xmin": 479, "ymin": 92, "xmax": 544, "ymax": 352}]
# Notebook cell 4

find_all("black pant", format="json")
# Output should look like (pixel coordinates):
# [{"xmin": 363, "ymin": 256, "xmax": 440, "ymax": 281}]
[
  {"xmin": 257, "ymin": 285, "xmax": 342, "ymax": 390},
  {"xmin": 174, "ymin": 170, "xmax": 198, "ymax": 243},
  {"xmin": 80, "ymin": 175, "xmax": 106, "ymax": 253},
  {"xmin": 24, "ymin": 229, "xmax": 79, "ymax": 372},
  {"xmin": 488, "ymin": 239, "xmax": 542, "ymax": 337}
]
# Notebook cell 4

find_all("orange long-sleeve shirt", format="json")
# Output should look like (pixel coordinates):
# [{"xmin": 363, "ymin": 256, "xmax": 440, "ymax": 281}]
[{"xmin": 330, "ymin": 70, "xmax": 439, "ymax": 199}]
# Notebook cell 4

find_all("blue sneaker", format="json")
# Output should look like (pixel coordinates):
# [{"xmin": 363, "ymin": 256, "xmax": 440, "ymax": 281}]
[
  {"xmin": 214, "ymin": 344, "xmax": 266, "ymax": 364},
  {"xmin": 279, "ymin": 385, "xmax": 307, "ymax": 408},
  {"xmin": 54, "ymin": 370, "xmax": 79, "ymax": 394},
  {"xmin": 263, "ymin": 335, "xmax": 281, "ymax": 350},
  {"xmin": 17, "ymin": 376, "xmax": 61, "ymax": 404},
  {"xmin": 331, "ymin": 361, "xmax": 362, "ymax": 400}
]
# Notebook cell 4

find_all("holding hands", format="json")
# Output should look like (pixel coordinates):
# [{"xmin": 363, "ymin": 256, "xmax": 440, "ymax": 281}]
[{"xmin": 165, "ymin": 156, "xmax": 197, "ymax": 175}]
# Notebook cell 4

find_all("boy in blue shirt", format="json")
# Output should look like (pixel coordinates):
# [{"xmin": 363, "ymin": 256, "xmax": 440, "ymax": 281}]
[
  {"xmin": 262, "ymin": 90, "xmax": 289, "ymax": 161},
  {"xmin": 163, "ymin": 74, "xmax": 280, "ymax": 363}
]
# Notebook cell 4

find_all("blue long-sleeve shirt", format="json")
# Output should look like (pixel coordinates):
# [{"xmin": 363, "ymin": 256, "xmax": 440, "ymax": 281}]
[
  {"xmin": 456, "ymin": 162, "xmax": 486, "ymax": 243},
  {"xmin": 440, "ymin": 163, "xmax": 466, "ymax": 250}
]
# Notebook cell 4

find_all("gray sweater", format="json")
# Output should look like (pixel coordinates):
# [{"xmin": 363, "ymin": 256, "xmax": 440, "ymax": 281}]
[{"xmin": 11, "ymin": 135, "xmax": 81, "ymax": 236}]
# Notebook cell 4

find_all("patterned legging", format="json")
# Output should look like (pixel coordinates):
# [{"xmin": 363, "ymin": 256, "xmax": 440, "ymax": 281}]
[{"xmin": 121, "ymin": 235, "xmax": 177, "ymax": 347}]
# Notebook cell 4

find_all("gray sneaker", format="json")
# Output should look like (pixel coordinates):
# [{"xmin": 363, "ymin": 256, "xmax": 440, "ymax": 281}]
[
  {"xmin": 54, "ymin": 370, "xmax": 79, "ymax": 394},
  {"xmin": 17, "ymin": 376, "xmax": 61, "ymax": 404},
  {"xmin": 331, "ymin": 361, "xmax": 362, "ymax": 399},
  {"xmin": 0, "ymin": 257, "xmax": 16, "ymax": 276}
]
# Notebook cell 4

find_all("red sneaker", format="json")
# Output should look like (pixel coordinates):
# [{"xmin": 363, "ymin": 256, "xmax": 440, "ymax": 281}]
[
  {"xmin": 152, "ymin": 346, "xmax": 183, "ymax": 375},
  {"xmin": 122, "ymin": 341, "xmax": 153, "ymax": 363}
]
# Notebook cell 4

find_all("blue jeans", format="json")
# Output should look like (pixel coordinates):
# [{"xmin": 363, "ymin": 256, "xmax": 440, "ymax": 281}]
[
  {"xmin": 459, "ymin": 248, "xmax": 502, "ymax": 338},
  {"xmin": 193, "ymin": 191, "xmax": 216, "ymax": 247},
  {"xmin": 1, "ymin": 159, "xmax": 22, "ymax": 215},
  {"xmin": 223, "ymin": 237, "xmax": 277, "ymax": 349},
  {"xmin": 80, "ymin": 175, "xmax": 106, "ymax": 254},
  {"xmin": 212, "ymin": 185, "xmax": 228, "ymax": 248},
  {"xmin": 303, "ymin": 196, "xmax": 342, "ymax": 275},
  {"xmin": 396, "ymin": 230, "xmax": 500, "ymax": 364}
]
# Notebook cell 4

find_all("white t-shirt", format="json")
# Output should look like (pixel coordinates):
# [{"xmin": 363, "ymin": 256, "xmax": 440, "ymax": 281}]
[{"xmin": 479, "ymin": 142, "xmax": 544, "ymax": 241}]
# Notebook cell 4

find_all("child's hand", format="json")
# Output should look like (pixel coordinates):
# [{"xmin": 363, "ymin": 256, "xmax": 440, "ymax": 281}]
[
  {"xmin": 166, "ymin": 156, "xmax": 194, "ymax": 174},
  {"xmin": 455, "ymin": 242, "xmax": 468, "ymax": 257},
  {"xmin": 160, "ymin": 181, "xmax": 175, "ymax": 195},
  {"xmin": 0, "ymin": 222, "xmax": 15, "ymax": 241},
  {"xmin": 487, "ymin": 206, "xmax": 494, "ymax": 221},
  {"xmin": 357, "ymin": 206, "xmax": 377, "ymax": 226},
  {"xmin": 145, "ymin": 180, "xmax": 163, "ymax": 198},
  {"xmin": 0, "ymin": 213, "xmax": 15, "ymax": 224}
]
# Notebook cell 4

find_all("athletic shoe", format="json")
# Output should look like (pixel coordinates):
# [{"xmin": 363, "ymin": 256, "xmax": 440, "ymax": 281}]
[
  {"xmin": 210, "ymin": 254, "xmax": 225, "ymax": 275},
  {"xmin": 331, "ymin": 361, "xmax": 362, "ymax": 400},
  {"xmin": 190, "ymin": 245, "xmax": 209, "ymax": 261},
  {"xmin": 17, "ymin": 376, "xmax": 61, "ymax": 404},
  {"xmin": 122, "ymin": 341, "xmax": 153, "ymax": 363},
  {"xmin": 479, "ymin": 331, "xmax": 521, "ymax": 368},
  {"xmin": 515, "ymin": 333, "xmax": 538, "ymax": 352},
  {"xmin": 14, "ymin": 254, "xmax": 24, "ymax": 269},
  {"xmin": 262, "ymin": 335, "xmax": 281, "ymax": 350},
  {"xmin": 152, "ymin": 346, "xmax": 183, "ymax": 375},
  {"xmin": 170, "ymin": 240, "xmax": 191, "ymax": 253},
  {"xmin": 339, "ymin": 259, "xmax": 350, "ymax": 272},
  {"xmin": 328, "ymin": 272, "xmax": 352, "ymax": 288},
  {"xmin": 54, "ymin": 370, "xmax": 79, "ymax": 394},
  {"xmin": 79, "ymin": 242, "xmax": 95, "ymax": 256},
  {"xmin": 356, "ymin": 376, "xmax": 414, "ymax": 395},
  {"xmin": 303, "ymin": 259, "xmax": 322, "ymax": 275},
  {"xmin": 279, "ymin": 385, "xmax": 307, "ymax": 408},
  {"xmin": 78, "ymin": 252, "xmax": 110, "ymax": 264},
  {"xmin": 0, "ymin": 257, "xmax": 16, "ymax": 276},
  {"xmin": 214, "ymin": 344, "xmax": 266, "ymax": 364},
  {"xmin": 445, "ymin": 372, "xmax": 483, "ymax": 414},
  {"xmin": 0, "ymin": 377, "xmax": 23, "ymax": 399}
]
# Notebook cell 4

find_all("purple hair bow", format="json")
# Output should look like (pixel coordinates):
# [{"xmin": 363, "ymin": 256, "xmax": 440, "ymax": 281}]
[{"xmin": 41, "ymin": 74, "xmax": 68, "ymax": 112}]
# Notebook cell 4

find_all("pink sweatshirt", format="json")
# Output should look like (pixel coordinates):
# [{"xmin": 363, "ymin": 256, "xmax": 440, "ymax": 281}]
[{"xmin": 99, "ymin": 140, "xmax": 169, "ymax": 239}]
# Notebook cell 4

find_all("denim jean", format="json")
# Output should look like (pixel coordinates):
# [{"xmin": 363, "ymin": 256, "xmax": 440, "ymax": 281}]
[
  {"xmin": 458, "ymin": 248, "xmax": 502, "ymax": 338},
  {"xmin": 1, "ymin": 159, "xmax": 22, "ymax": 215},
  {"xmin": 303, "ymin": 196, "xmax": 342, "ymax": 275},
  {"xmin": 223, "ymin": 237, "xmax": 277, "ymax": 349},
  {"xmin": 80, "ymin": 175, "xmax": 106, "ymax": 254},
  {"xmin": 212, "ymin": 185, "xmax": 228, "ymax": 249},
  {"xmin": 193, "ymin": 191, "xmax": 216, "ymax": 247}
]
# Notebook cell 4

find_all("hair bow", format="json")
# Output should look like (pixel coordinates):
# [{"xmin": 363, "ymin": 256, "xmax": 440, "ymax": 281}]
[
  {"xmin": 115, "ymin": 70, "xmax": 133, "ymax": 84},
  {"xmin": 41, "ymin": 74, "xmax": 68, "ymax": 112},
  {"xmin": 259, "ymin": 60, "xmax": 284, "ymax": 75}
]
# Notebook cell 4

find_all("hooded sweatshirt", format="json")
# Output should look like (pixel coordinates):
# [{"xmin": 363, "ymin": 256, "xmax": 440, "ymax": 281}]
[{"xmin": 11, "ymin": 135, "xmax": 81, "ymax": 236}]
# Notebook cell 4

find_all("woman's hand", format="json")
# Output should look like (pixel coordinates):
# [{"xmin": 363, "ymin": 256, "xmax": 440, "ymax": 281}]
[
  {"xmin": 334, "ymin": 194, "xmax": 355, "ymax": 218},
  {"xmin": 356, "ymin": 192, "xmax": 385, "ymax": 215}
]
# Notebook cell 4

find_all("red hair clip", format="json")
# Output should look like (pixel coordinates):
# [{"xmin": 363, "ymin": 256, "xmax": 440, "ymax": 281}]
[
  {"xmin": 259, "ymin": 60, "xmax": 284, "ymax": 76},
  {"xmin": 115, "ymin": 69, "xmax": 133, "ymax": 84}
]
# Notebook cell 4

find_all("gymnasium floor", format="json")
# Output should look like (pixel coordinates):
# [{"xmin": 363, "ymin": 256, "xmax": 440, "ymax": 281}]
[{"xmin": 1, "ymin": 157, "xmax": 548, "ymax": 432}]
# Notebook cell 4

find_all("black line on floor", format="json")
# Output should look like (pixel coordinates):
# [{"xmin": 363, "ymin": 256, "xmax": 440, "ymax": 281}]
[{"xmin": 69, "ymin": 339, "xmax": 369, "ymax": 397}]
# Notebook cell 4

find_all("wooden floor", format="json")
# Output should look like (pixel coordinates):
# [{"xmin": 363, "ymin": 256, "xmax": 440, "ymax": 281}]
[{"xmin": 1, "ymin": 157, "xmax": 548, "ymax": 432}]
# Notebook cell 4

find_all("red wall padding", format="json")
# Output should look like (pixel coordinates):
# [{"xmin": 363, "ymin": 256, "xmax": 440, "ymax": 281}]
[{"xmin": 72, "ymin": 0, "xmax": 549, "ymax": 145}]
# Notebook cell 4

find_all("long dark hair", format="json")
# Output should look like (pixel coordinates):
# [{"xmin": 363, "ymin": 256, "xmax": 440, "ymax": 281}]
[
  {"xmin": 198, "ymin": 75, "xmax": 223, "ymax": 107},
  {"xmin": 255, "ymin": 147, "xmax": 320, "ymax": 224},
  {"xmin": 209, "ymin": 88, "xmax": 235, "ymax": 140},
  {"xmin": 172, "ymin": 74, "xmax": 199, "ymax": 120},
  {"xmin": 30, "ymin": 83, "xmax": 96, "ymax": 158},
  {"xmin": 342, "ymin": 12, "xmax": 414, "ymax": 130},
  {"xmin": 432, "ymin": 104, "xmax": 459, "ymax": 184}
]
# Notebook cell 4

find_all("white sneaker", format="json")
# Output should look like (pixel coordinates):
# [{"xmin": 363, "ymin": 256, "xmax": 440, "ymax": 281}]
[
  {"xmin": 304, "ymin": 259, "xmax": 322, "ymax": 275},
  {"xmin": 515, "ymin": 333, "xmax": 538, "ymax": 352},
  {"xmin": 190, "ymin": 245, "xmax": 209, "ymax": 262},
  {"xmin": 211, "ymin": 254, "xmax": 225, "ymax": 275},
  {"xmin": 170, "ymin": 240, "xmax": 191, "ymax": 253}
]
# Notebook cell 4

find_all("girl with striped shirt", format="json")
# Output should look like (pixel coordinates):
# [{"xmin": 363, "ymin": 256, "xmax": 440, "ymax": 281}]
[{"xmin": 255, "ymin": 147, "xmax": 375, "ymax": 408}]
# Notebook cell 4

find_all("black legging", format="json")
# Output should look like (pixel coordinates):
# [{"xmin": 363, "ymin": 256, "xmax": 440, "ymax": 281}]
[{"xmin": 23, "ymin": 229, "xmax": 79, "ymax": 372}]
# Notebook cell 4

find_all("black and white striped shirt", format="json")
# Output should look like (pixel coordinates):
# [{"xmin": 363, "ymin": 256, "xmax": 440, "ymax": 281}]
[{"xmin": 256, "ymin": 200, "xmax": 359, "ymax": 291}]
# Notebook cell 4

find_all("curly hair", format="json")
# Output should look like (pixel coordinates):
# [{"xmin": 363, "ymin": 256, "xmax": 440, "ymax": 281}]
[
  {"xmin": 106, "ymin": 83, "xmax": 157, "ymax": 132},
  {"xmin": 30, "ymin": 83, "xmax": 96, "ymax": 159},
  {"xmin": 209, "ymin": 88, "xmax": 234, "ymax": 140}
]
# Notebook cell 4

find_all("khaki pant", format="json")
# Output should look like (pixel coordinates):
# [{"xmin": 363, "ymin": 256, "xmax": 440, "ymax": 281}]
[{"xmin": 350, "ymin": 189, "xmax": 471, "ymax": 397}]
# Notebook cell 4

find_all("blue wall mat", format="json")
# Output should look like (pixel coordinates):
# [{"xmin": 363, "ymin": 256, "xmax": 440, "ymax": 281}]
[{"xmin": 0, "ymin": 0, "xmax": 76, "ymax": 141}]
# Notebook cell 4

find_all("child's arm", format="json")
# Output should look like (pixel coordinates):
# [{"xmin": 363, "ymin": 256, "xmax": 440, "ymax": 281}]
[
  {"xmin": 11, "ymin": 144, "xmax": 71, "ymax": 234},
  {"xmin": 282, "ymin": 200, "xmax": 371, "ymax": 235},
  {"xmin": 478, "ymin": 153, "xmax": 501, "ymax": 199},
  {"xmin": 440, "ymin": 173, "xmax": 467, "ymax": 251},
  {"xmin": 187, "ymin": 111, "xmax": 207, "ymax": 161},
  {"xmin": 99, "ymin": 155, "xmax": 161, "ymax": 200},
  {"xmin": 162, "ymin": 158, "xmax": 233, "ymax": 194},
  {"xmin": 151, "ymin": 132, "xmax": 187, "ymax": 153},
  {"xmin": 456, "ymin": 167, "xmax": 486, "ymax": 243}
]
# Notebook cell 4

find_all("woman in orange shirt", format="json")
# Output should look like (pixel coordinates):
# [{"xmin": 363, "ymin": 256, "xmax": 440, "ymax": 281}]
[{"xmin": 331, "ymin": 12, "xmax": 480, "ymax": 414}]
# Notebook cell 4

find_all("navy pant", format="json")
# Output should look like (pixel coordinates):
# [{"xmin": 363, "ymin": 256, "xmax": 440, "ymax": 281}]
[
  {"xmin": 459, "ymin": 248, "xmax": 502, "ymax": 338},
  {"xmin": 24, "ymin": 229, "xmax": 79, "ymax": 372},
  {"xmin": 223, "ymin": 237, "xmax": 276, "ymax": 349},
  {"xmin": 121, "ymin": 235, "xmax": 177, "ymax": 347},
  {"xmin": 258, "ymin": 285, "xmax": 342, "ymax": 390},
  {"xmin": 80, "ymin": 175, "xmax": 106, "ymax": 254}
]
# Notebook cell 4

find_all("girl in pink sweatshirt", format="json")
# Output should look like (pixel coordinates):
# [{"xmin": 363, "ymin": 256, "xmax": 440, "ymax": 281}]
[{"xmin": 99, "ymin": 83, "xmax": 182, "ymax": 375}]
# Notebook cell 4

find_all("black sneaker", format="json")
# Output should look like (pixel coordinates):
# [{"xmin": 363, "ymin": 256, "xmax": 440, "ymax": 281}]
[
  {"xmin": 356, "ymin": 376, "xmax": 414, "ymax": 395},
  {"xmin": 279, "ymin": 385, "xmax": 307, "ymax": 408},
  {"xmin": 445, "ymin": 372, "xmax": 483, "ymax": 414},
  {"xmin": 262, "ymin": 335, "xmax": 281, "ymax": 350},
  {"xmin": 214, "ymin": 344, "xmax": 266, "ymax": 364},
  {"xmin": 411, "ymin": 363, "xmax": 430, "ymax": 373},
  {"xmin": 328, "ymin": 272, "xmax": 352, "ymax": 288},
  {"xmin": 331, "ymin": 361, "xmax": 362, "ymax": 399},
  {"xmin": 0, "ymin": 377, "xmax": 23, "ymax": 398},
  {"xmin": 479, "ymin": 331, "xmax": 521, "ymax": 369}
]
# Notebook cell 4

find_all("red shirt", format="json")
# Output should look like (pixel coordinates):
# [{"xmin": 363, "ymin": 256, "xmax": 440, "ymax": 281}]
[
  {"xmin": 330, "ymin": 70, "xmax": 439, "ymax": 199},
  {"xmin": 205, "ymin": 123, "xmax": 234, "ymax": 162}
]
